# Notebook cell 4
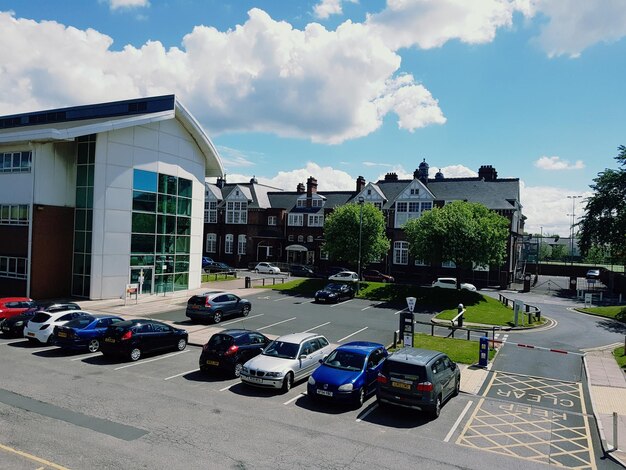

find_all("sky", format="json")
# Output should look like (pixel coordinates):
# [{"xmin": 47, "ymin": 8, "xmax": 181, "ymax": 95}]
[{"xmin": 1, "ymin": 0, "xmax": 625, "ymax": 237}]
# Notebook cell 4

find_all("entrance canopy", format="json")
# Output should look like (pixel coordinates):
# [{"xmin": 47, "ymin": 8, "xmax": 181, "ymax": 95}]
[{"xmin": 285, "ymin": 244, "xmax": 308, "ymax": 252}]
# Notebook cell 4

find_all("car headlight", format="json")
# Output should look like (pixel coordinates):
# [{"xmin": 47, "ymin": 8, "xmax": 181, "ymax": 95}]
[
  {"xmin": 15, "ymin": 321, "xmax": 23, "ymax": 326},
  {"xmin": 338, "ymin": 383, "xmax": 354, "ymax": 392},
  {"xmin": 328, "ymin": 293, "xmax": 337, "ymax": 297},
  {"xmin": 308, "ymin": 376, "xmax": 316, "ymax": 385},
  {"xmin": 265, "ymin": 371, "xmax": 283, "ymax": 378},
  {"xmin": 241, "ymin": 367, "xmax": 249, "ymax": 374}
]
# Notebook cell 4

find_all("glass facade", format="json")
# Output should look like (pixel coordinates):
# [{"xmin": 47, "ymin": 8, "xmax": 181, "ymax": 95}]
[
  {"xmin": 72, "ymin": 135, "xmax": 95, "ymax": 297},
  {"xmin": 132, "ymin": 169, "xmax": 192, "ymax": 293}
]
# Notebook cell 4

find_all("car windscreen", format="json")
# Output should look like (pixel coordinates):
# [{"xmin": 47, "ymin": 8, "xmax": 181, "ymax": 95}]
[
  {"xmin": 63, "ymin": 316, "xmax": 95, "ymax": 329},
  {"xmin": 187, "ymin": 296, "xmax": 206, "ymax": 306},
  {"xmin": 324, "ymin": 350, "xmax": 365, "ymax": 371},
  {"xmin": 325, "ymin": 283, "xmax": 341, "ymax": 291},
  {"xmin": 382, "ymin": 361, "xmax": 426, "ymax": 381},
  {"xmin": 31, "ymin": 312, "xmax": 51, "ymax": 323},
  {"xmin": 207, "ymin": 334, "xmax": 234, "ymax": 350},
  {"xmin": 262, "ymin": 340, "xmax": 299, "ymax": 359}
]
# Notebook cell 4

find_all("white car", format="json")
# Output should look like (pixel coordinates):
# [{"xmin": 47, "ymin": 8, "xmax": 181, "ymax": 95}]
[
  {"xmin": 23, "ymin": 310, "xmax": 91, "ymax": 345},
  {"xmin": 254, "ymin": 262, "xmax": 281, "ymax": 274},
  {"xmin": 432, "ymin": 277, "xmax": 477, "ymax": 292},
  {"xmin": 240, "ymin": 332, "xmax": 333, "ymax": 392},
  {"xmin": 328, "ymin": 271, "xmax": 359, "ymax": 282}
]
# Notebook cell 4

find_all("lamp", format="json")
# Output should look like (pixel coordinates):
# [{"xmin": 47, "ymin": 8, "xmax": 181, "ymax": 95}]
[
  {"xmin": 357, "ymin": 196, "xmax": 365, "ymax": 294},
  {"xmin": 567, "ymin": 195, "xmax": 582, "ymax": 265}
]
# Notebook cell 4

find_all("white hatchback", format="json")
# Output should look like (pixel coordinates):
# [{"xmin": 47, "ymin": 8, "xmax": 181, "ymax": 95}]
[
  {"xmin": 23, "ymin": 310, "xmax": 91, "ymax": 345},
  {"xmin": 432, "ymin": 277, "xmax": 477, "ymax": 291},
  {"xmin": 328, "ymin": 271, "xmax": 359, "ymax": 282},
  {"xmin": 254, "ymin": 262, "xmax": 281, "ymax": 274}
]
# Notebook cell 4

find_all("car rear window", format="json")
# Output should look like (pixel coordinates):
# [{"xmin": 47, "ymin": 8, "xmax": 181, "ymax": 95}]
[
  {"xmin": 207, "ymin": 334, "xmax": 235, "ymax": 350},
  {"xmin": 31, "ymin": 312, "xmax": 51, "ymax": 323},
  {"xmin": 382, "ymin": 360, "xmax": 426, "ymax": 381},
  {"xmin": 64, "ymin": 316, "xmax": 95, "ymax": 329},
  {"xmin": 188, "ymin": 296, "xmax": 206, "ymax": 306}
]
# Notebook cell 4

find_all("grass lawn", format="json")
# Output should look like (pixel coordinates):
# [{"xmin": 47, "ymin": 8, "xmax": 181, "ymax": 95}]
[
  {"xmin": 435, "ymin": 296, "xmax": 543, "ymax": 327},
  {"xmin": 407, "ymin": 333, "xmax": 496, "ymax": 364},
  {"xmin": 579, "ymin": 306, "xmax": 626, "ymax": 323},
  {"xmin": 201, "ymin": 273, "xmax": 238, "ymax": 283},
  {"xmin": 614, "ymin": 346, "xmax": 626, "ymax": 370}
]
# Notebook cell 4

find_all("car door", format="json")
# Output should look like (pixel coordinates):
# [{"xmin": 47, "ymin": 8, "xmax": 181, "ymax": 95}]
[
  {"xmin": 224, "ymin": 294, "xmax": 240, "ymax": 317},
  {"xmin": 151, "ymin": 322, "xmax": 174, "ymax": 350},
  {"xmin": 245, "ymin": 332, "xmax": 268, "ymax": 362},
  {"xmin": 442, "ymin": 356, "xmax": 457, "ymax": 398},
  {"xmin": 93, "ymin": 318, "xmax": 111, "ymax": 338},
  {"xmin": 432, "ymin": 357, "xmax": 453, "ymax": 399},
  {"xmin": 365, "ymin": 348, "xmax": 386, "ymax": 391},
  {"xmin": 136, "ymin": 323, "xmax": 155, "ymax": 352},
  {"xmin": 295, "ymin": 340, "xmax": 318, "ymax": 380}
]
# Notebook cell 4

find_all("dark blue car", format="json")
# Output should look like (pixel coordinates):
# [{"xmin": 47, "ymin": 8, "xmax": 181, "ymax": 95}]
[
  {"xmin": 54, "ymin": 314, "xmax": 124, "ymax": 353},
  {"xmin": 307, "ymin": 341, "xmax": 388, "ymax": 407}
]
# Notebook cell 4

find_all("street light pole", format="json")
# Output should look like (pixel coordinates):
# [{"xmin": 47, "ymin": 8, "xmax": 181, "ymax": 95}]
[
  {"xmin": 567, "ymin": 195, "xmax": 582, "ymax": 265},
  {"xmin": 357, "ymin": 196, "xmax": 364, "ymax": 294}
]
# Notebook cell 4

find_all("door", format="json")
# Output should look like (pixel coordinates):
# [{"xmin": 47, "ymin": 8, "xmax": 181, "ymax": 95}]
[{"xmin": 130, "ymin": 267, "xmax": 153, "ymax": 295}]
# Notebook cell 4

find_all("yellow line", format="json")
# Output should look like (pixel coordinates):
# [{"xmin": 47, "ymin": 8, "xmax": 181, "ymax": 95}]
[
  {"xmin": 0, "ymin": 443, "xmax": 70, "ymax": 470},
  {"xmin": 456, "ymin": 398, "xmax": 484, "ymax": 445},
  {"xmin": 482, "ymin": 370, "xmax": 498, "ymax": 396},
  {"xmin": 578, "ymin": 382, "xmax": 597, "ymax": 470}
]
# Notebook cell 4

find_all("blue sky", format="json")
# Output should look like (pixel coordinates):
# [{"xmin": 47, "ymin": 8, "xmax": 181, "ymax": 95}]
[{"xmin": 1, "ymin": 0, "xmax": 625, "ymax": 236}]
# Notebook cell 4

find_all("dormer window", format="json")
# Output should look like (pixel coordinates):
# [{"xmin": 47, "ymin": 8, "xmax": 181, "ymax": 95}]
[
  {"xmin": 367, "ymin": 189, "xmax": 371, "ymax": 195},
  {"xmin": 226, "ymin": 201, "xmax": 247, "ymax": 224},
  {"xmin": 410, "ymin": 189, "xmax": 419, "ymax": 195}
]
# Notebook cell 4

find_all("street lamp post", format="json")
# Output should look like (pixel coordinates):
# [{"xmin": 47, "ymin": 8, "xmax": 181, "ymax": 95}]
[
  {"xmin": 567, "ymin": 195, "xmax": 582, "ymax": 265},
  {"xmin": 357, "ymin": 196, "xmax": 365, "ymax": 294}
]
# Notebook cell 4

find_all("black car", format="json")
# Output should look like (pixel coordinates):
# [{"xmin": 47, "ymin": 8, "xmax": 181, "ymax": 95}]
[
  {"xmin": 199, "ymin": 329, "xmax": 270, "ymax": 377},
  {"xmin": 186, "ymin": 291, "xmax": 251, "ymax": 323},
  {"xmin": 0, "ymin": 302, "xmax": 81, "ymax": 338},
  {"xmin": 204, "ymin": 261, "xmax": 236, "ymax": 275},
  {"xmin": 100, "ymin": 319, "xmax": 188, "ymax": 362},
  {"xmin": 289, "ymin": 265, "xmax": 317, "ymax": 277},
  {"xmin": 314, "ymin": 283, "xmax": 355, "ymax": 303}
]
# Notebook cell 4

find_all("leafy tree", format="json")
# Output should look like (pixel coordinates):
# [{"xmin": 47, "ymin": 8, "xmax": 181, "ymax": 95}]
[
  {"xmin": 549, "ymin": 244, "xmax": 568, "ymax": 261},
  {"xmin": 583, "ymin": 244, "xmax": 610, "ymax": 265},
  {"xmin": 323, "ymin": 202, "xmax": 390, "ymax": 269},
  {"xmin": 538, "ymin": 241, "xmax": 552, "ymax": 261},
  {"xmin": 578, "ymin": 145, "xmax": 626, "ymax": 266},
  {"xmin": 403, "ymin": 201, "xmax": 510, "ymax": 287}
]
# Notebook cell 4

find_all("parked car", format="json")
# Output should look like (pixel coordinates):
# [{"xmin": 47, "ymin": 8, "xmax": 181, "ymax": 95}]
[
  {"xmin": 54, "ymin": 314, "xmax": 124, "ymax": 352},
  {"xmin": 240, "ymin": 333, "xmax": 333, "ymax": 392},
  {"xmin": 328, "ymin": 271, "xmax": 359, "ymax": 282},
  {"xmin": 204, "ymin": 261, "xmax": 236, "ymax": 274},
  {"xmin": 586, "ymin": 269, "xmax": 600, "ymax": 280},
  {"xmin": 1, "ymin": 302, "xmax": 81, "ymax": 338},
  {"xmin": 307, "ymin": 341, "xmax": 388, "ymax": 407},
  {"xmin": 432, "ymin": 277, "xmax": 477, "ymax": 291},
  {"xmin": 314, "ymin": 283, "xmax": 355, "ymax": 303},
  {"xmin": 23, "ymin": 310, "xmax": 91, "ymax": 345},
  {"xmin": 202, "ymin": 257, "xmax": 214, "ymax": 269},
  {"xmin": 376, "ymin": 347, "xmax": 461, "ymax": 418},
  {"xmin": 289, "ymin": 265, "xmax": 316, "ymax": 277},
  {"xmin": 100, "ymin": 319, "xmax": 188, "ymax": 362},
  {"xmin": 0, "ymin": 297, "xmax": 36, "ymax": 321},
  {"xmin": 325, "ymin": 266, "xmax": 350, "ymax": 277},
  {"xmin": 186, "ymin": 291, "xmax": 251, "ymax": 324},
  {"xmin": 362, "ymin": 269, "xmax": 395, "ymax": 283},
  {"xmin": 254, "ymin": 262, "xmax": 281, "ymax": 274},
  {"xmin": 199, "ymin": 329, "xmax": 270, "ymax": 377}
]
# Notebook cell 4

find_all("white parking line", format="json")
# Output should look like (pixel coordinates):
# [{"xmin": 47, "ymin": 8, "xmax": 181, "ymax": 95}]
[
  {"xmin": 394, "ymin": 309, "xmax": 407, "ymax": 315},
  {"xmin": 331, "ymin": 299, "xmax": 356, "ymax": 308},
  {"xmin": 221, "ymin": 313, "xmax": 264, "ymax": 326},
  {"xmin": 257, "ymin": 317, "xmax": 297, "ymax": 331},
  {"xmin": 337, "ymin": 327, "xmax": 368, "ymax": 343},
  {"xmin": 70, "ymin": 352, "xmax": 100, "ymax": 361},
  {"xmin": 113, "ymin": 350, "xmax": 189, "ymax": 370},
  {"xmin": 27, "ymin": 346, "xmax": 54, "ymax": 353},
  {"xmin": 0, "ymin": 340, "xmax": 25, "ymax": 346},
  {"xmin": 303, "ymin": 322, "xmax": 331, "ymax": 332},
  {"xmin": 361, "ymin": 306, "xmax": 372, "ymax": 311},
  {"xmin": 220, "ymin": 383, "xmax": 236, "ymax": 392},
  {"xmin": 164, "ymin": 368, "xmax": 198, "ymax": 381},
  {"xmin": 356, "ymin": 403, "xmax": 378, "ymax": 422},
  {"xmin": 273, "ymin": 296, "xmax": 298, "ymax": 302},
  {"xmin": 444, "ymin": 400, "xmax": 473, "ymax": 442},
  {"xmin": 283, "ymin": 393, "xmax": 305, "ymax": 405}
]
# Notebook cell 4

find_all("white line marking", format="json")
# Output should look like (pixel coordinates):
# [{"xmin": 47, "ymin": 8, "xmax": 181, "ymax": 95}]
[
  {"xmin": 114, "ymin": 349, "xmax": 189, "ymax": 370},
  {"xmin": 257, "ymin": 317, "xmax": 297, "ymax": 331},
  {"xmin": 70, "ymin": 352, "xmax": 100, "ymax": 361},
  {"xmin": 444, "ymin": 400, "xmax": 473, "ymax": 442},
  {"xmin": 221, "ymin": 313, "xmax": 264, "ymax": 326},
  {"xmin": 164, "ymin": 368, "xmax": 198, "ymax": 381},
  {"xmin": 220, "ymin": 383, "xmax": 237, "ymax": 392},
  {"xmin": 283, "ymin": 393, "xmax": 304, "ymax": 405},
  {"xmin": 0, "ymin": 340, "xmax": 26, "ymax": 346},
  {"xmin": 303, "ymin": 322, "xmax": 331, "ymax": 332},
  {"xmin": 28, "ymin": 346, "xmax": 54, "ymax": 353},
  {"xmin": 331, "ymin": 299, "xmax": 355, "ymax": 308},
  {"xmin": 356, "ymin": 403, "xmax": 378, "ymax": 422},
  {"xmin": 394, "ymin": 309, "xmax": 407, "ymax": 315},
  {"xmin": 274, "ymin": 296, "xmax": 299, "ymax": 302},
  {"xmin": 337, "ymin": 327, "xmax": 368, "ymax": 343}
]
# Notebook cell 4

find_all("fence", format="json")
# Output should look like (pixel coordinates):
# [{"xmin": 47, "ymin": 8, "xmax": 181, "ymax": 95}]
[{"xmin": 498, "ymin": 293, "xmax": 542, "ymax": 323}]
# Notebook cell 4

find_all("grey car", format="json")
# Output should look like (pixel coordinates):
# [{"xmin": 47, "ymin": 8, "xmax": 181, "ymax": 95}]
[
  {"xmin": 376, "ymin": 347, "xmax": 461, "ymax": 418},
  {"xmin": 240, "ymin": 332, "xmax": 333, "ymax": 392}
]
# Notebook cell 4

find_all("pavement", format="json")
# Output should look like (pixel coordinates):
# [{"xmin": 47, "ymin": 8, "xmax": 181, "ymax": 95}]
[{"xmin": 77, "ymin": 278, "xmax": 626, "ymax": 466}]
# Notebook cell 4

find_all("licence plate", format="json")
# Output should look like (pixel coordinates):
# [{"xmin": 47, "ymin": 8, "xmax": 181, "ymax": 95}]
[
  {"xmin": 105, "ymin": 337, "xmax": 116, "ymax": 343},
  {"xmin": 205, "ymin": 360, "xmax": 219, "ymax": 366},
  {"xmin": 246, "ymin": 376, "xmax": 263, "ymax": 383},
  {"xmin": 391, "ymin": 381, "xmax": 411, "ymax": 390},
  {"xmin": 27, "ymin": 332, "xmax": 35, "ymax": 337},
  {"xmin": 316, "ymin": 389, "xmax": 333, "ymax": 397},
  {"xmin": 2, "ymin": 326, "xmax": 8, "ymax": 331},
  {"xmin": 57, "ymin": 331, "xmax": 67, "ymax": 338}
]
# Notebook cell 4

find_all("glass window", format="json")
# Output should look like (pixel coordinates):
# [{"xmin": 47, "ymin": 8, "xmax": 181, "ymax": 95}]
[
  {"xmin": 158, "ymin": 194, "xmax": 177, "ymax": 214},
  {"xmin": 393, "ymin": 241, "xmax": 409, "ymax": 265},
  {"xmin": 159, "ymin": 174, "xmax": 177, "ymax": 195},
  {"xmin": 206, "ymin": 233, "xmax": 217, "ymax": 253},
  {"xmin": 225, "ymin": 234, "xmax": 233, "ymax": 254},
  {"xmin": 268, "ymin": 216, "xmax": 277, "ymax": 226},
  {"xmin": 156, "ymin": 235, "xmax": 175, "ymax": 254},
  {"xmin": 238, "ymin": 234, "xmax": 247, "ymax": 255},
  {"xmin": 175, "ymin": 236, "xmax": 190, "ymax": 254},
  {"xmin": 178, "ymin": 178, "xmax": 192, "ymax": 198},
  {"xmin": 175, "ymin": 255, "xmax": 189, "ymax": 273},
  {"xmin": 132, "ymin": 191, "xmax": 157, "ymax": 212},
  {"xmin": 131, "ymin": 234, "xmax": 155, "ymax": 254},
  {"xmin": 204, "ymin": 200, "xmax": 217, "ymax": 223},
  {"xmin": 288, "ymin": 214, "xmax": 303, "ymax": 226},
  {"xmin": 132, "ymin": 213, "xmax": 156, "ymax": 234},
  {"xmin": 176, "ymin": 217, "xmax": 191, "ymax": 235},
  {"xmin": 133, "ymin": 169, "xmax": 157, "ymax": 193},
  {"xmin": 156, "ymin": 215, "xmax": 176, "ymax": 234},
  {"xmin": 177, "ymin": 197, "xmax": 191, "ymax": 216}
]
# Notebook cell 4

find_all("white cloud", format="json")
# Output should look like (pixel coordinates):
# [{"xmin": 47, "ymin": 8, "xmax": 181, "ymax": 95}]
[
  {"xmin": 534, "ymin": 156, "xmax": 585, "ymax": 170},
  {"xmin": 375, "ymin": 163, "xmax": 476, "ymax": 180},
  {"xmin": 215, "ymin": 146, "xmax": 258, "ymax": 168},
  {"xmin": 363, "ymin": 161, "xmax": 394, "ymax": 167},
  {"xmin": 107, "ymin": 0, "xmax": 150, "ymax": 10},
  {"xmin": 313, "ymin": 0, "xmax": 359, "ymax": 19}
]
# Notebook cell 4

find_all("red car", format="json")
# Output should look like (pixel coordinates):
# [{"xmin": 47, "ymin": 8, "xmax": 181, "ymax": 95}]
[
  {"xmin": 362, "ymin": 270, "xmax": 395, "ymax": 283},
  {"xmin": 0, "ymin": 297, "xmax": 36, "ymax": 321}
]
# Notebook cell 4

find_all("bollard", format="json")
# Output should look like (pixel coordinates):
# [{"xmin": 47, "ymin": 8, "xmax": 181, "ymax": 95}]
[
  {"xmin": 245, "ymin": 276, "xmax": 251, "ymax": 288},
  {"xmin": 614, "ymin": 412, "xmax": 619, "ymax": 450},
  {"xmin": 457, "ymin": 304, "xmax": 464, "ymax": 327},
  {"xmin": 478, "ymin": 336, "xmax": 489, "ymax": 368}
]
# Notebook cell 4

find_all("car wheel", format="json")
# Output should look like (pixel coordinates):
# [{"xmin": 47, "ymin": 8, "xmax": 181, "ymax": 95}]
[
  {"xmin": 233, "ymin": 362, "xmax": 243, "ymax": 378},
  {"xmin": 177, "ymin": 338, "xmax": 187, "ymax": 351},
  {"xmin": 27, "ymin": 338, "xmax": 37, "ymax": 345},
  {"xmin": 46, "ymin": 335, "xmax": 55, "ymax": 345},
  {"xmin": 213, "ymin": 311, "xmax": 223, "ymax": 324},
  {"xmin": 88, "ymin": 339, "xmax": 100, "ymax": 353},
  {"xmin": 355, "ymin": 388, "xmax": 365, "ymax": 408},
  {"xmin": 241, "ymin": 305, "xmax": 250, "ymax": 317},
  {"xmin": 453, "ymin": 376, "xmax": 460, "ymax": 397},
  {"xmin": 281, "ymin": 372, "xmax": 293, "ymax": 393},
  {"xmin": 130, "ymin": 348, "xmax": 141, "ymax": 362},
  {"xmin": 429, "ymin": 395, "xmax": 441, "ymax": 419}
]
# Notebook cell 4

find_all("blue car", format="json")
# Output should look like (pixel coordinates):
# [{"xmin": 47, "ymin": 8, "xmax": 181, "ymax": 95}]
[
  {"xmin": 54, "ymin": 314, "xmax": 124, "ymax": 353},
  {"xmin": 307, "ymin": 341, "xmax": 388, "ymax": 407}
]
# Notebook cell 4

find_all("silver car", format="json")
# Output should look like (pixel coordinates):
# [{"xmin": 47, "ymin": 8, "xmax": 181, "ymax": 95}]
[{"xmin": 240, "ymin": 332, "xmax": 333, "ymax": 392}]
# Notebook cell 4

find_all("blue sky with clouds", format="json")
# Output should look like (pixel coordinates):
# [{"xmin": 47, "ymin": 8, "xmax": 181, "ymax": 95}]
[{"xmin": 1, "ymin": 0, "xmax": 625, "ymax": 236}]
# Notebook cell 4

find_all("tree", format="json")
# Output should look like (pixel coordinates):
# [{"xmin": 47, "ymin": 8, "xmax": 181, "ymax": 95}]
[
  {"xmin": 578, "ymin": 145, "xmax": 626, "ymax": 266},
  {"xmin": 549, "ymin": 244, "xmax": 567, "ymax": 261},
  {"xmin": 322, "ymin": 202, "xmax": 390, "ymax": 268},
  {"xmin": 403, "ymin": 201, "xmax": 510, "ymax": 287},
  {"xmin": 583, "ymin": 243, "xmax": 610, "ymax": 265}
]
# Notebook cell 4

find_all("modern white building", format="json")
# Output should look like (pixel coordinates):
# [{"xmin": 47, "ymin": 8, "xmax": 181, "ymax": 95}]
[{"xmin": 0, "ymin": 95, "xmax": 223, "ymax": 299}]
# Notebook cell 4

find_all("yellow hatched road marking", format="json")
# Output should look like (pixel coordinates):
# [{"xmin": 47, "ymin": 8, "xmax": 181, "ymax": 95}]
[
  {"xmin": 578, "ymin": 381, "xmax": 597, "ymax": 470},
  {"xmin": 0, "ymin": 443, "xmax": 70, "ymax": 470}
]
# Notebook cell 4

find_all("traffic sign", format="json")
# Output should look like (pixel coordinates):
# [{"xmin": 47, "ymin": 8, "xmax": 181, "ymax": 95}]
[{"xmin": 406, "ymin": 297, "xmax": 416, "ymax": 313}]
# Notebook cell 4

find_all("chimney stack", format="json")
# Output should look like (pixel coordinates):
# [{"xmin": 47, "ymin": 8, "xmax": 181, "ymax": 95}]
[
  {"xmin": 356, "ymin": 176, "xmax": 366, "ymax": 192},
  {"xmin": 306, "ymin": 176, "xmax": 318, "ymax": 198},
  {"xmin": 296, "ymin": 182, "xmax": 305, "ymax": 193},
  {"xmin": 478, "ymin": 165, "xmax": 498, "ymax": 181},
  {"xmin": 216, "ymin": 176, "xmax": 226, "ymax": 188},
  {"xmin": 384, "ymin": 172, "xmax": 398, "ymax": 182}
]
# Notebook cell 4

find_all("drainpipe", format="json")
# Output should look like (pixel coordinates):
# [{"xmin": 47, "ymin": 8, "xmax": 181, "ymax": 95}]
[{"xmin": 26, "ymin": 143, "xmax": 36, "ymax": 298}]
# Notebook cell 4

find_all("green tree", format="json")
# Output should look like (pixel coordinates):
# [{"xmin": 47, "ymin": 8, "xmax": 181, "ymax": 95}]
[
  {"xmin": 323, "ymin": 202, "xmax": 390, "ymax": 268},
  {"xmin": 403, "ymin": 201, "xmax": 510, "ymax": 287},
  {"xmin": 583, "ymin": 244, "xmax": 610, "ymax": 265},
  {"xmin": 578, "ymin": 145, "xmax": 626, "ymax": 266},
  {"xmin": 549, "ymin": 244, "xmax": 568, "ymax": 261}
]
